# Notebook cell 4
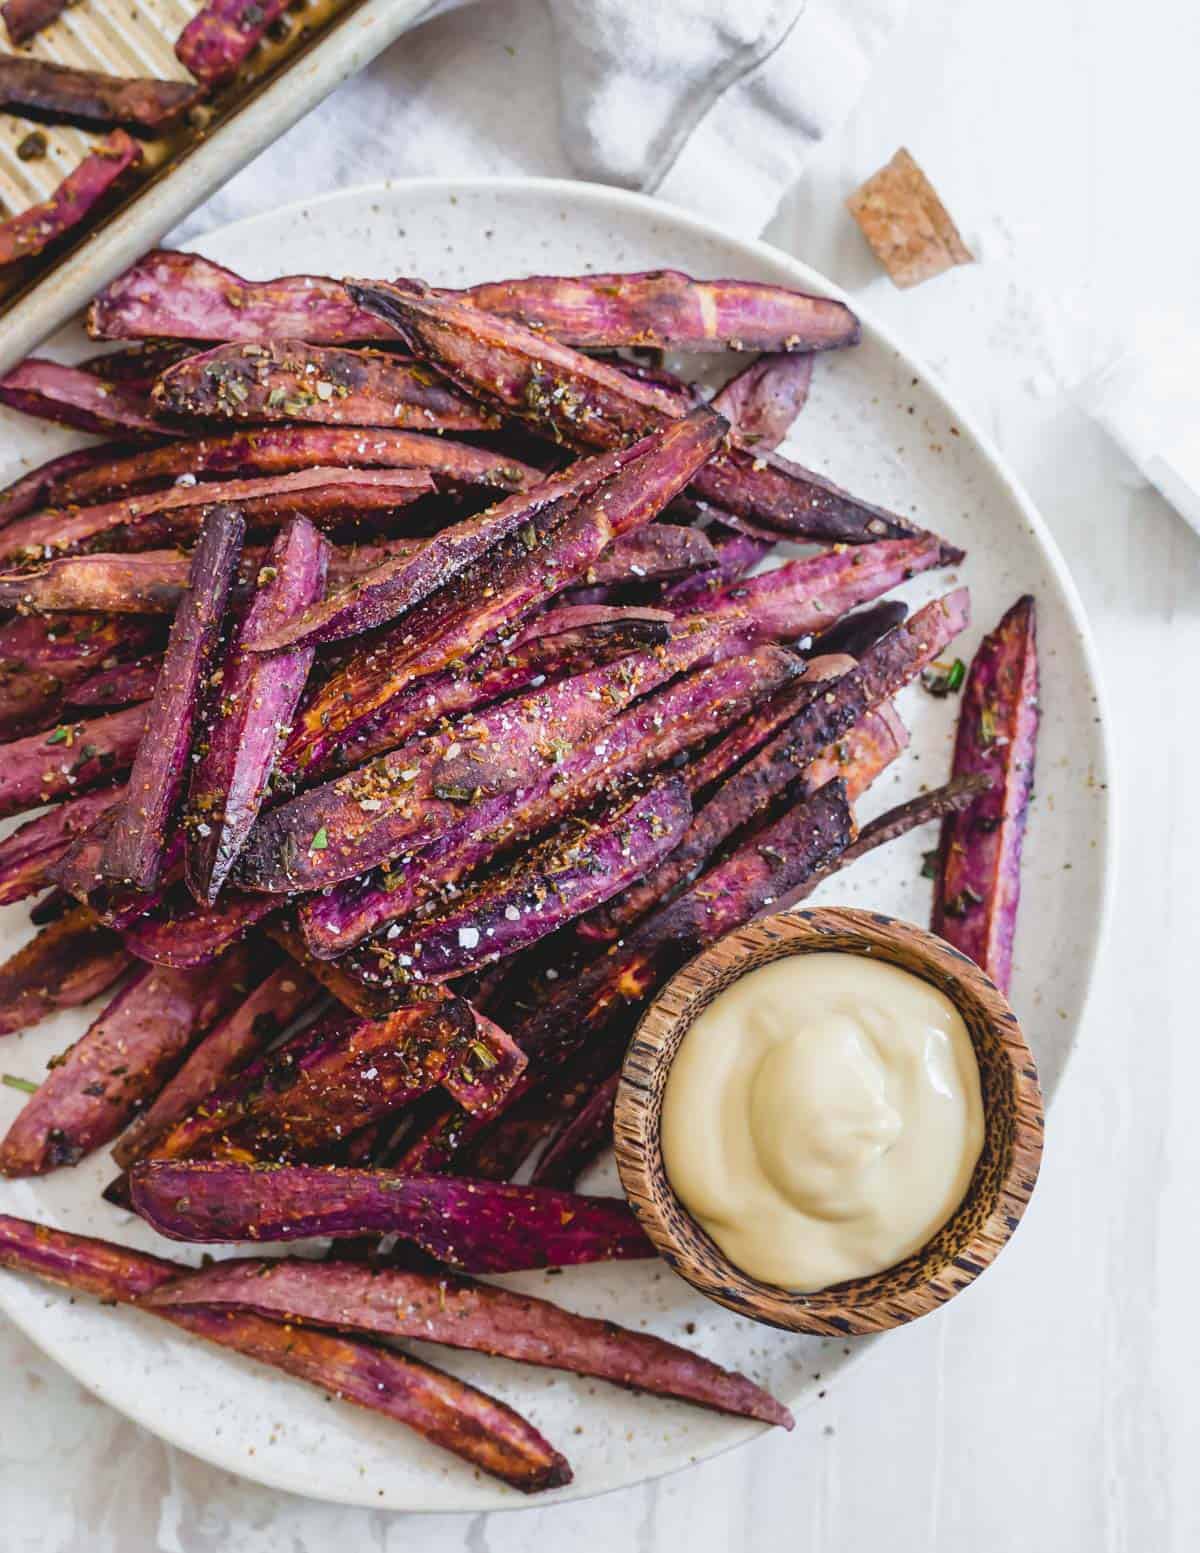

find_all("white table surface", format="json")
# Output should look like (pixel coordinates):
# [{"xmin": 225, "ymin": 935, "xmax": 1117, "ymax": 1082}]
[{"xmin": 3, "ymin": 0, "xmax": 1198, "ymax": 1547}]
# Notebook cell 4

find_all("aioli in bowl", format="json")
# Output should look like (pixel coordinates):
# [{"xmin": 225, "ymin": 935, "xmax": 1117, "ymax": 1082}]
[{"xmin": 660, "ymin": 951, "xmax": 985, "ymax": 1293}]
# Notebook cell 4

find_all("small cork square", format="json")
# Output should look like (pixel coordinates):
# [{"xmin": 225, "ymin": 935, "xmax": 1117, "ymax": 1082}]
[{"xmin": 847, "ymin": 148, "xmax": 974, "ymax": 289}]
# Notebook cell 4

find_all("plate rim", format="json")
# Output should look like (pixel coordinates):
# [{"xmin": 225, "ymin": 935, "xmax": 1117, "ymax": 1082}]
[{"xmin": 0, "ymin": 173, "xmax": 1116, "ymax": 1514}]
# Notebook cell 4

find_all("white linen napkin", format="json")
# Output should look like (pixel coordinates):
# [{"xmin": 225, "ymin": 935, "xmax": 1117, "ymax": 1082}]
[{"xmin": 178, "ymin": 0, "xmax": 907, "ymax": 244}]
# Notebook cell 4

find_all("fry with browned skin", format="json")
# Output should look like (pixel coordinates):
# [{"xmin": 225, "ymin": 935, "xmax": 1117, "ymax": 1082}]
[
  {"xmin": 3, "ymin": 0, "xmax": 69, "ymax": 45},
  {"xmin": 0, "ymin": 446, "xmax": 126, "ymax": 530},
  {"xmin": 0, "ymin": 131, "xmax": 141, "ymax": 266},
  {"xmin": 281, "ymin": 603, "xmax": 673, "ymax": 782},
  {"xmin": 111, "ymin": 961, "xmax": 320, "ymax": 1169},
  {"xmin": 0, "ymin": 704, "xmax": 147, "ymax": 820},
  {"xmin": 0, "ymin": 467, "xmax": 432, "ymax": 564},
  {"xmin": 0, "ymin": 57, "xmax": 199, "ymax": 133},
  {"xmin": 142, "ymin": 995, "xmax": 522, "ymax": 1166},
  {"xmin": 0, "ymin": 788, "xmax": 122, "ymax": 907},
  {"xmin": 130, "ymin": 1160, "xmax": 654, "ymax": 1272},
  {"xmin": 51, "ymin": 425, "xmax": 538, "ymax": 507},
  {"xmin": 147, "ymin": 1254, "xmax": 792, "ymax": 1427},
  {"xmin": 348, "ymin": 278, "xmax": 945, "ymax": 551},
  {"xmin": 398, "ymin": 780, "xmax": 854, "ymax": 1175},
  {"xmin": 153, "ymin": 340, "xmax": 496, "ymax": 432},
  {"xmin": 347, "ymin": 778, "xmax": 691, "ymax": 994},
  {"xmin": 931, "ymin": 596, "xmax": 1038, "ymax": 992},
  {"xmin": 297, "ymin": 639, "xmax": 799, "ymax": 958},
  {"xmin": 0, "ymin": 1213, "xmax": 571, "ymax": 1492},
  {"xmin": 0, "ymin": 946, "xmax": 255, "ymax": 1176},
  {"xmin": 0, "ymin": 358, "xmax": 166, "ymax": 438},
  {"xmin": 185, "ymin": 517, "xmax": 329, "ymax": 904},
  {"xmin": 0, "ymin": 907, "xmax": 128, "ymax": 1039},
  {"xmin": 0, "ymin": 541, "xmax": 418, "ymax": 615},
  {"xmin": 101, "ymin": 506, "xmax": 244, "ymax": 891}
]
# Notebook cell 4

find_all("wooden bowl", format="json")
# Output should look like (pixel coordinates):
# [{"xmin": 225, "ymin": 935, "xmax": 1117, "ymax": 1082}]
[{"xmin": 614, "ymin": 907, "xmax": 1044, "ymax": 1335}]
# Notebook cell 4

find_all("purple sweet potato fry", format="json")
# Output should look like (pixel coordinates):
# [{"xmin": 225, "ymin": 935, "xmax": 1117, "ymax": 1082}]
[
  {"xmin": 87, "ymin": 250, "xmax": 392, "ymax": 343},
  {"xmin": 0, "ymin": 787, "xmax": 121, "ymax": 906},
  {"xmin": 0, "ymin": 357, "xmax": 165, "ymax": 439},
  {"xmin": 678, "ymin": 653, "xmax": 856, "ymax": 800},
  {"xmin": 65, "ymin": 656, "xmax": 162, "ymax": 709},
  {"xmin": 249, "ymin": 438, "xmax": 645, "ymax": 654},
  {"xmin": 931, "ymin": 595, "xmax": 1039, "ymax": 994},
  {"xmin": 517, "ymin": 780, "xmax": 856, "ymax": 1076},
  {"xmin": 46, "ymin": 806, "xmax": 183, "ymax": 932},
  {"xmin": 147, "ymin": 1254, "xmax": 791, "ymax": 1427},
  {"xmin": 3, "ymin": 0, "xmax": 68, "ymax": 44},
  {"xmin": 783, "ymin": 772, "xmax": 992, "ymax": 911},
  {"xmin": 323, "ymin": 408, "xmax": 724, "ymax": 697},
  {"xmin": 146, "ymin": 994, "xmax": 511, "ymax": 1165},
  {"xmin": 574, "ymin": 522, "xmax": 718, "ymax": 590},
  {"xmin": 689, "ymin": 535, "xmax": 949, "ymax": 642},
  {"xmin": 441, "ymin": 1009, "xmax": 529, "ymax": 1115},
  {"xmin": 153, "ymin": 340, "xmax": 495, "ymax": 433},
  {"xmin": 578, "ymin": 679, "xmax": 899, "ymax": 943},
  {"xmin": 0, "ymin": 466, "xmax": 431, "ymax": 564},
  {"xmin": 347, "ymin": 278, "xmax": 687, "ymax": 445},
  {"xmin": 0, "ymin": 907, "xmax": 128, "ymax": 1038},
  {"xmin": 0, "ymin": 1213, "xmax": 570, "ymax": 1492},
  {"xmin": 456, "ymin": 269, "xmax": 859, "ymax": 354},
  {"xmin": 0, "ymin": 704, "xmax": 146, "ymax": 819},
  {"xmin": 660, "ymin": 524, "xmax": 773, "ymax": 609},
  {"xmin": 459, "ymin": 1024, "xmax": 629, "ymax": 1183},
  {"xmin": 710, "ymin": 351, "xmax": 814, "ymax": 448},
  {"xmin": 80, "ymin": 341, "xmax": 200, "ymax": 387},
  {"xmin": 176, "ymin": 0, "xmax": 292, "ymax": 83},
  {"xmin": 122, "ymin": 886, "xmax": 277, "ymax": 968},
  {"xmin": 609, "ymin": 590, "xmax": 968, "ymax": 924},
  {"xmin": 244, "ymin": 616, "xmax": 771, "ymax": 901},
  {"xmin": 530, "ymin": 1072, "xmax": 619, "ymax": 1190},
  {"xmin": 348, "ymin": 778, "xmax": 691, "ymax": 992},
  {"xmin": 111, "ymin": 961, "xmax": 320, "ymax": 1169},
  {"xmin": 0, "ymin": 131, "xmax": 141, "ymax": 267},
  {"xmin": 129, "ymin": 1160, "xmax": 654, "ymax": 1271},
  {"xmin": 185, "ymin": 517, "xmax": 329, "ymax": 904},
  {"xmin": 101, "ymin": 506, "xmax": 244, "ymax": 891},
  {"xmin": 53, "ymin": 425, "xmax": 538, "ymax": 507},
  {"xmin": 297, "ymin": 638, "xmax": 798, "ymax": 957},
  {"xmin": 283, "ymin": 603, "xmax": 672, "ymax": 781},
  {"xmin": 349, "ymin": 278, "xmax": 935, "ymax": 549},
  {"xmin": 0, "ymin": 946, "xmax": 254, "ymax": 1175},
  {"xmin": 0, "ymin": 553, "xmax": 193, "ymax": 614},
  {"xmin": 0, "ymin": 612, "xmax": 158, "ymax": 738},
  {"xmin": 0, "ymin": 446, "xmax": 128, "ymax": 531},
  {"xmin": 0, "ymin": 540, "xmax": 411, "ymax": 614},
  {"xmin": 264, "ymin": 920, "xmax": 399, "ymax": 1019},
  {"xmin": 0, "ymin": 57, "xmax": 199, "ymax": 133},
  {"xmin": 87, "ymin": 250, "xmax": 852, "ymax": 359},
  {"xmin": 810, "ymin": 597, "xmax": 909, "ymax": 658}
]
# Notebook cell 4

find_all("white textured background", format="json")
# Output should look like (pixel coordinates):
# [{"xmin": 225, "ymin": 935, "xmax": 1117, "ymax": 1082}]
[{"xmin": 3, "ymin": 0, "xmax": 1199, "ymax": 1546}]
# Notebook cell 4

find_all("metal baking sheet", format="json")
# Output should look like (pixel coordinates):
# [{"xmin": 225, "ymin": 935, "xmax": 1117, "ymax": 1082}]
[{"xmin": 0, "ymin": 0, "xmax": 434, "ymax": 372}]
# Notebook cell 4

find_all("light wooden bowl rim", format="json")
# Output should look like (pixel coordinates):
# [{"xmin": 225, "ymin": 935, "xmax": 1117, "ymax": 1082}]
[{"xmin": 613, "ymin": 907, "xmax": 1045, "ymax": 1335}]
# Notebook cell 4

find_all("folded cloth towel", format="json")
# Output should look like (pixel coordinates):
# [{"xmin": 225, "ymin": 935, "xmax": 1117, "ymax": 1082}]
[{"xmin": 178, "ymin": 0, "xmax": 907, "ymax": 244}]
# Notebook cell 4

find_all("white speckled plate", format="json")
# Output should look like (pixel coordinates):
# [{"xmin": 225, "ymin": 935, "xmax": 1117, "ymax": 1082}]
[{"xmin": 0, "ymin": 178, "xmax": 1113, "ymax": 1511}]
